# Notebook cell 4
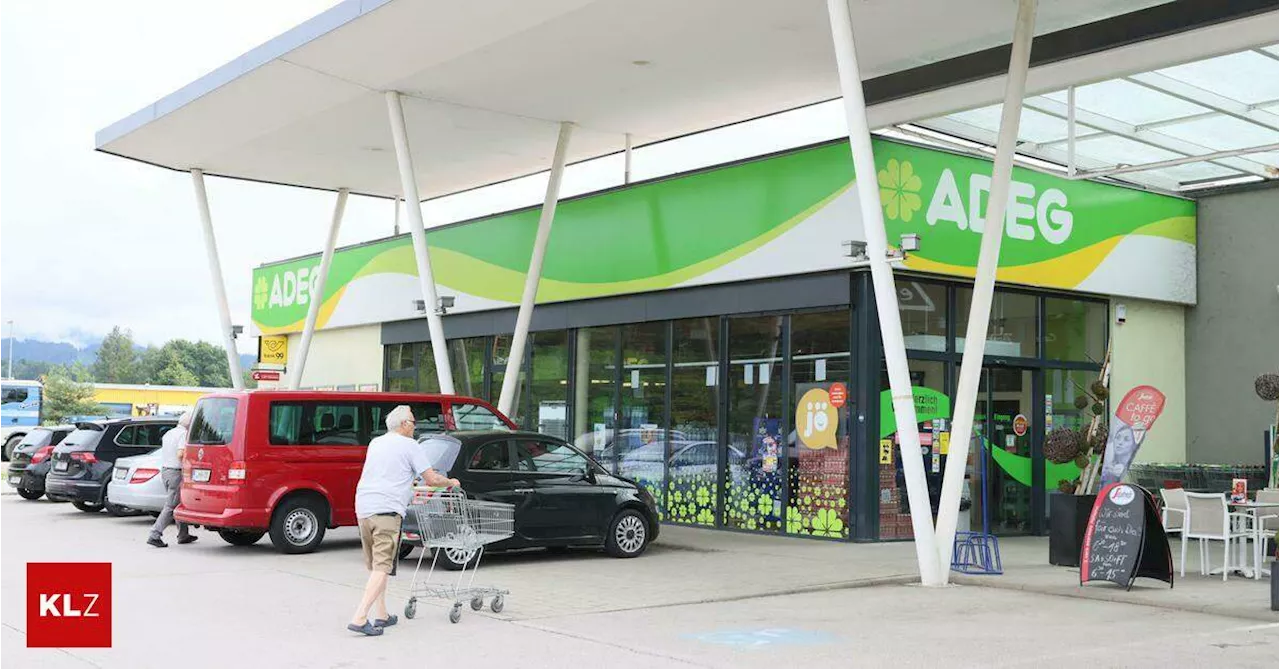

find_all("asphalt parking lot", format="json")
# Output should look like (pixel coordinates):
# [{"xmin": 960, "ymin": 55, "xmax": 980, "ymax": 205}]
[{"xmin": 3, "ymin": 491, "xmax": 1277, "ymax": 668}]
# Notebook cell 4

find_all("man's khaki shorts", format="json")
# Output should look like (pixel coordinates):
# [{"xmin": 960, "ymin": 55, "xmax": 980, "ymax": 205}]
[{"xmin": 358, "ymin": 514, "xmax": 403, "ymax": 575}]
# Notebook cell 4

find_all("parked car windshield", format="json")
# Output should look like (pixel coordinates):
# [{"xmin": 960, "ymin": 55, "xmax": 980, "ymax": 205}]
[
  {"xmin": 60, "ymin": 428, "xmax": 105, "ymax": 451},
  {"xmin": 189, "ymin": 397, "xmax": 238, "ymax": 445}
]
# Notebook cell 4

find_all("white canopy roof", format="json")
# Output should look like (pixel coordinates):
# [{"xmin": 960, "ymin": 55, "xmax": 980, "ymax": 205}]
[{"xmin": 95, "ymin": 0, "xmax": 1276, "ymax": 199}]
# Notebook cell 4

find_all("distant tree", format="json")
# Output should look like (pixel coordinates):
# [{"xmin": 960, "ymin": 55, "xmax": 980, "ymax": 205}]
[
  {"xmin": 10, "ymin": 359, "xmax": 54, "ymax": 380},
  {"xmin": 185, "ymin": 341, "xmax": 232, "ymax": 388},
  {"xmin": 43, "ymin": 368, "xmax": 102, "ymax": 423},
  {"xmin": 155, "ymin": 358, "xmax": 200, "ymax": 387},
  {"xmin": 93, "ymin": 327, "xmax": 139, "ymax": 383}
]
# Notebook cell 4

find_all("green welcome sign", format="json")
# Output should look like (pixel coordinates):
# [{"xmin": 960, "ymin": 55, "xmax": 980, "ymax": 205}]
[{"xmin": 252, "ymin": 138, "xmax": 1194, "ymax": 335}]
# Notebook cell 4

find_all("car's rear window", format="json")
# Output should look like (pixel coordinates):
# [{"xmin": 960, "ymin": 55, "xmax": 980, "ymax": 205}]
[
  {"xmin": 60, "ymin": 428, "xmax": 104, "ymax": 451},
  {"xmin": 189, "ymin": 398, "xmax": 238, "ymax": 445},
  {"xmin": 452, "ymin": 403, "xmax": 509, "ymax": 431},
  {"xmin": 18, "ymin": 430, "xmax": 52, "ymax": 448}
]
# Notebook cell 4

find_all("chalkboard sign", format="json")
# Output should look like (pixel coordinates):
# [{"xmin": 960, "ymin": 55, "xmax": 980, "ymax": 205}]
[{"xmin": 1079, "ymin": 483, "xmax": 1173, "ymax": 589}]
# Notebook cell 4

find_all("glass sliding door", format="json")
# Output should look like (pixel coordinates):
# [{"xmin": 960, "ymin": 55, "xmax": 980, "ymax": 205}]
[
  {"xmin": 528, "ymin": 331, "xmax": 569, "ymax": 439},
  {"xmin": 668, "ymin": 318, "xmax": 719, "ymax": 527},
  {"xmin": 787, "ymin": 311, "xmax": 851, "ymax": 538},
  {"xmin": 618, "ymin": 323, "xmax": 667, "ymax": 513},
  {"xmin": 973, "ymin": 367, "xmax": 1037, "ymax": 535},
  {"xmin": 724, "ymin": 315, "xmax": 785, "ymax": 533}
]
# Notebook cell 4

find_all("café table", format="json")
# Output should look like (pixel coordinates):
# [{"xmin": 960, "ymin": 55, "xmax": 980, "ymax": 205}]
[{"xmin": 1227, "ymin": 499, "xmax": 1278, "ymax": 579}]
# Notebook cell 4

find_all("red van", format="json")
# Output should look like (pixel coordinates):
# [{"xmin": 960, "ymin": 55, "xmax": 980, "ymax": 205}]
[{"xmin": 176, "ymin": 390, "xmax": 516, "ymax": 554}]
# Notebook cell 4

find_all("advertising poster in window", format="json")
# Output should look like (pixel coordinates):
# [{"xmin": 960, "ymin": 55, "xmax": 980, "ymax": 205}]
[{"xmin": 789, "ymin": 383, "xmax": 849, "ymax": 538}]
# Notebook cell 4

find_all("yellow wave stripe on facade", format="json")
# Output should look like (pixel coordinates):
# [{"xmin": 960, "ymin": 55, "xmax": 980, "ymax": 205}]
[{"xmin": 900, "ymin": 217, "xmax": 1193, "ymax": 286}]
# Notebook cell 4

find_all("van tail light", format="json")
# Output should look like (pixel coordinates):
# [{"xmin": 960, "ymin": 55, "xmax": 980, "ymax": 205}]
[
  {"xmin": 130, "ymin": 468, "xmax": 159, "ymax": 484},
  {"xmin": 227, "ymin": 461, "xmax": 247, "ymax": 482},
  {"xmin": 31, "ymin": 446, "xmax": 54, "ymax": 464},
  {"xmin": 70, "ymin": 452, "xmax": 97, "ymax": 464}
]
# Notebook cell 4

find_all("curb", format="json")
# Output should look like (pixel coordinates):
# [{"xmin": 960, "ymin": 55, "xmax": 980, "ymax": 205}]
[{"xmin": 952, "ymin": 574, "xmax": 1280, "ymax": 623}]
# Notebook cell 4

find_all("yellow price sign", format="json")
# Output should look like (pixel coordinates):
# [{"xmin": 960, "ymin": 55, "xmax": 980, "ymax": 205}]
[{"xmin": 259, "ymin": 335, "xmax": 289, "ymax": 366}]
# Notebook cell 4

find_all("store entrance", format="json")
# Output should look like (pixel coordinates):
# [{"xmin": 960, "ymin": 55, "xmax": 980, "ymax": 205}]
[{"xmin": 973, "ymin": 367, "xmax": 1039, "ymax": 536}]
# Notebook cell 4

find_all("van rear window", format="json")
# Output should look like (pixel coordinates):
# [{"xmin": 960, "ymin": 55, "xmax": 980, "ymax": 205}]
[{"xmin": 189, "ymin": 398, "xmax": 238, "ymax": 445}]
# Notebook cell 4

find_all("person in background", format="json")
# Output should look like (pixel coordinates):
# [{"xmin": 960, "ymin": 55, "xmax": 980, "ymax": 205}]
[
  {"xmin": 147, "ymin": 411, "xmax": 196, "ymax": 548},
  {"xmin": 347, "ymin": 405, "xmax": 458, "ymax": 637}
]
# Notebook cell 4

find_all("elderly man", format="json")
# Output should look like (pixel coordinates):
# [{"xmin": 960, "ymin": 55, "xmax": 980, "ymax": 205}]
[
  {"xmin": 147, "ymin": 411, "xmax": 196, "ymax": 548},
  {"xmin": 348, "ymin": 405, "xmax": 458, "ymax": 636}
]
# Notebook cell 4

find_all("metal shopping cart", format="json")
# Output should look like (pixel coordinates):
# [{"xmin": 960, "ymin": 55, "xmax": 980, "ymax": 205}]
[{"xmin": 404, "ymin": 487, "xmax": 514, "ymax": 623}]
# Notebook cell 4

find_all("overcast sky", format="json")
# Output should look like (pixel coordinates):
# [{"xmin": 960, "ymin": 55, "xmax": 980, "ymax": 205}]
[{"xmin": 0, "ymin": 0, "xmax": 851, "ymax": 354}]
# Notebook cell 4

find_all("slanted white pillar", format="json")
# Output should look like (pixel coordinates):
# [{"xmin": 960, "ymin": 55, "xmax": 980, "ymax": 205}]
[
  {"xmin": 824, "ymin": 0, "xmax": 941, "ymax": 586},
  {"xmin": 934, "ymin": 0, "xmax": 1038, "ymax": 584},
  {"xmin": 288, "ymin": 188, "xmax": 349, "ymax": 390},
  {"xmin": 385, "ymin": 91, "xmax": 455, "ymax": 394},
  {"xmin": 498, "ymin": 122, "xmax": 574, "ymax": 417},
  {"xmin": 190, "ymin": 169, "xmax": 245, "ymax": 390}
]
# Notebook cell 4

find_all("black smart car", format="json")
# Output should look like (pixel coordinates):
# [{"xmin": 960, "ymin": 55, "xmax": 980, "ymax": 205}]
[
  {"xmin": 6, "ymin": 425, "xmax": 76, "ymax": 500},
  {"xmin": 400, "ymin": 431, "xmax": 659, "ymax": 569},
  {"xmin": 45, "ymin": 417, "xmax": 177, "ymax": 514}
]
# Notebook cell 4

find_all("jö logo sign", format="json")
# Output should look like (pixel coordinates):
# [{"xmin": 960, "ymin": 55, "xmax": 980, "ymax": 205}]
[{"xmin": 27, "ymin": 563, "xmax": 111, "ymax": 647}]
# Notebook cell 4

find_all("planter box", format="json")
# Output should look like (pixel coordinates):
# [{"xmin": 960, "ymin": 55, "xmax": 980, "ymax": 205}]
[{"xmin": 1049, "ymin": 493, "xmax": 1097, "ymax": 567}]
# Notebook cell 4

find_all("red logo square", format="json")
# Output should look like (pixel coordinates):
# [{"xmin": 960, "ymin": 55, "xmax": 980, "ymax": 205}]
[{"xmin": 26, "ymin": 563, "xmax": 112, "ymax": 648}]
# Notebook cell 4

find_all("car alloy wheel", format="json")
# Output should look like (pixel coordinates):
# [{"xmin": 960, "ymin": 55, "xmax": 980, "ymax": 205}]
[{"xmin": 614, "ymin": 513, "xmax": 646, "ymax": 555}]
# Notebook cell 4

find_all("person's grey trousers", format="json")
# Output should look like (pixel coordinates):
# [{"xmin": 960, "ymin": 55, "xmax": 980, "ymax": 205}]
[{"xmin": 149, "ymin": 467, "xmax": 191, "ymax": 541}]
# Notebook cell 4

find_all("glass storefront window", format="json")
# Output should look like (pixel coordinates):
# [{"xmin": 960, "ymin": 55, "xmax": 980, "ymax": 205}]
[
  {"xmin": 618, "ymin": 323, "xmax": 667, "ymax": 513},
  {"xmin": 1045, "ymin": 368, "xmax": 1096, "ymax": 510},
  {"xmin": 669, "ymin": 318, "xmax": 719, "ymax": 527},
  {"xmin": 490, "ymin": 334, "xmax": 524, "ymax": 424},
  {"xmin": 1044, "ymin": 298, "xmax": 1106, "ymax": 362},
  {"xmin": 788, "ymin": 311, "xmax": 850, "ymax": 539},
  {"xmin": 448, "ymin": 337, "xmax": 488, "ymax": 400},
  {"xmin": 878, "ymin": 360, "xmax": 947, "ymax": 540},
  {"xmin": 571, "ymin": 327, "xmax": 618, "ymax": 462},
  {"xmin": 956, "ymin": 289, "xmax": 1037, "ymax": 358},
  {"xmin": 415, "ymin": 343, "xmax": 441, "ymax": 393},
  {"xmin": 528, "ymin": 331, "xmax": 569, "ymax": 440},
  {"xmin": 724, "ymin": 315, "xmax": 785, "ymax": 533},
  {"xmin": 386, "ymin": 343, "xmax": 415, "ymax": 372},
  {"xmin": 897, "ymin": 280, "xmax": 947, "ymax": 352}
]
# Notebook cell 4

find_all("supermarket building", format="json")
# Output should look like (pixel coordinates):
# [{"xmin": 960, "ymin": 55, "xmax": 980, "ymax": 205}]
[{"xmin": 250, "ymin": 135, "xmax": 1277, "ymax": 542}]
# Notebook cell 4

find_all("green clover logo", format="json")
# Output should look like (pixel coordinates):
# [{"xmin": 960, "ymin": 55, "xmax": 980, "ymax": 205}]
[
  {"xmin": 253, "ymin": 276, "xmax": 270, "ymax": 311},
  {"xmin": 756, "ymin": 494, "xmax": 774, "ymax": 517},
  {"xmin": 786, "ymin": 506, "xmax": 805, "ymax": 534},
  {"xmin": 811, "ymin": 508, "xmax": 845, "ymax": 538},
  {"xmin": 878, "ymin": 158, "xmax": 923, "ymax": 223},
  {"xmin": 696, "ymin": 508, "xmax": 715, "ymax": 526},
  {"xmin": 695, "ymin": 486, "xmax": 711, "ymax": 508}
]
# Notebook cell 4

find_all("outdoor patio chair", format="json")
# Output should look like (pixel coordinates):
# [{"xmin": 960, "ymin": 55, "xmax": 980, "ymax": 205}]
[
  {"xmin": 1159, "ymin": 487, "xmax": 1187, "ymax": 534},
  {"xmin": 1183, "ymin": 492, "xmax": 1253, "ymax": 581},
  {"xmin": 1255, "ymin": 488, "xmax": 1279, "ymax": 578}
]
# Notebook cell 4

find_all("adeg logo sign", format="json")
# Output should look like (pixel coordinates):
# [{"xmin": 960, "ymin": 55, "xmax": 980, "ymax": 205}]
[{"xmin": 27, "ymin": 563, "xmax": 111, "ymax": 647}]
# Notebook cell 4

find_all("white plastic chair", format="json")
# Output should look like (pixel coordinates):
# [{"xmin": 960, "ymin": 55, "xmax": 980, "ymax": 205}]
[
  {"xmin": 1159, "ymin": 487, "xmax": 1187, "ymax": 534},
  {"xmin": 1254, "ymin": 489, "xmax": 1279, "ymax": 580},
  {"xmin": 1183, "ymin": 492, "xmax": 1253, "ymax": 581}
]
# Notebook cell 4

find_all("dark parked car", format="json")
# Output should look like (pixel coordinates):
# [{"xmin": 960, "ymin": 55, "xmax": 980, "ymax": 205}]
[
  {"xmin": 6, "ymin": 426, "xmax": 76, "ymax": 500},
  {"xmin": 45, "ymin": 417, "xmax": 176, "ymax": 514},
  {"xmin": 401, "ymin": 431, "xmax": 659, "ymax": 569}
]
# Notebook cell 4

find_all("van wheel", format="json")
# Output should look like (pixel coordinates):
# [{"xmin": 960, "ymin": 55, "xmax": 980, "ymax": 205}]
[
  {"xmin": 219, "ymin": 530, "xmax": 266, "ymax": 546},
  {"xmin": 72, "ymin": 500, "xmax": 104, "ymax": 513},
  {"xmin": 398, "ymin": 541, "xmax": 415, "ymax": 560},
  {"xmin": 269, "ymin": 497, "xmax": 327, "ymax": 554},
  {"xmin": 605, "ymin": 509, "xmax": 649, "ymax": 558},
  {"xmin": 2, "ymin": 434, "xmax": 21, "ymax": 461},
  {"xmin": 16, "ymin": 488, "xmax": 42, "ymax": 501}
]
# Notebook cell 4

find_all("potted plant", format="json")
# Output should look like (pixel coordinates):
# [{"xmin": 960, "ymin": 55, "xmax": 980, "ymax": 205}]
[{"xmin": 1048, "ymin": 373, "xmax": 1109, "ymax": 567}]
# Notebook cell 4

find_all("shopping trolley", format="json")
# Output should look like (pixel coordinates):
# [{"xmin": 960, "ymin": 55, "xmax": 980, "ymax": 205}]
[{"xmin": 403, "ymin": 487, "xmax": 514, "ymax": 623}]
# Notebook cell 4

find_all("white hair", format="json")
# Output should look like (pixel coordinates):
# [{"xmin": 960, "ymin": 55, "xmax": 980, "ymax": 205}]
[
  {"xmin": 177, "ymin": 411, "xmax": 192, "ymax": 428},
  {"xmin": 385, "ymin": 405, "xmax": 414, "ymax": 431}
]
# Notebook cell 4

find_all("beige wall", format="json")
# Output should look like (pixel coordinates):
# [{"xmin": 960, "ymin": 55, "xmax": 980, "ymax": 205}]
[
  {"xmin": 284, "ymin": 324, "xmax": 383, "ymax": 390},
  {"xmin": 1109, "ymin": 299, "xmax": 1186, "ymax": 464}
]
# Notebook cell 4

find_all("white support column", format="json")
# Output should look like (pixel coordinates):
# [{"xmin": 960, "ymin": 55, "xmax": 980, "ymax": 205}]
[
  {"xmin": 498, "ymin": 122, "xmax": 574, "ymax": 417},
  {"xmin": 624, "ymin": 133, "xmax": 633, "ymax": 185},
  {"xmin": 825, "ymin": 0, "xmax": 941, "ymax": 586},
  {"xmin": 934, "ymin": 0, "xmax": 1038, "ymax": 583},
  {"xmin": 190, "ymin": 169, "xmax": 245, "ymax": 390},
  {"xmin": 288, "ymin": 188, "xmax": 349, "ymax": 390},
  {"xmin": 385, "ymin": 91, "xmax": 455, "ymax": 394}
]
